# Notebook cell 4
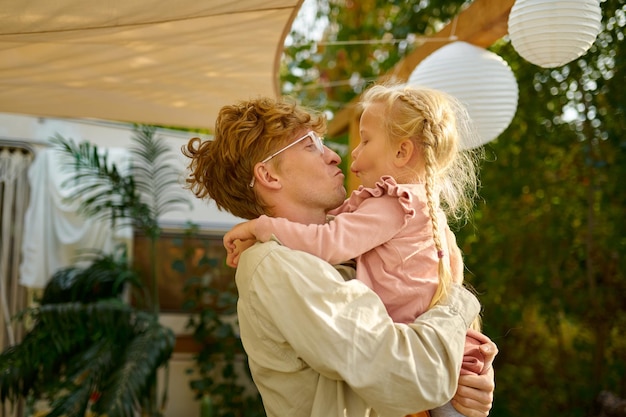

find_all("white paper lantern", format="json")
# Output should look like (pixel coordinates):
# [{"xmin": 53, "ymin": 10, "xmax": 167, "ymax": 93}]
[
  {"xmin": 407, "ymin": 41, "xmax": 519, "ymax": 149},
  {"xmin": 508, "ymin": 0, "xmax": 602, "ymax": 68}
]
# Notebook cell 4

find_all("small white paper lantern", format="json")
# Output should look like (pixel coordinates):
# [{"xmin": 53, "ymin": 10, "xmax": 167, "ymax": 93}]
[
  {"xmin": 407, "ymin": 41, "xmax": 519, "ymax": 149},
  {"xmin": 508, "ymin": 0, "xmax": 602, "ymax": 68}
]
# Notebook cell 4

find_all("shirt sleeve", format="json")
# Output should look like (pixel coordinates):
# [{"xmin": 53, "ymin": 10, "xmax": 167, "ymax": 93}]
[
  {"xmin": 430, "ymin": 402, "xmax": 465, "ymax": 417},
  {"xmin": 244, "ymin": 243, "xmax": 480, "ymax": 415},
  {"xmin": 255, "ymin": 195, "xmax": 408, "ymax": 265}
]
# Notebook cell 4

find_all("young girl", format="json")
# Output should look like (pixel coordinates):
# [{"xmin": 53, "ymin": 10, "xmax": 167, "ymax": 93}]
[{"xmin": 224, "ymin": 83, "xmax": 487, "ymax": 416}]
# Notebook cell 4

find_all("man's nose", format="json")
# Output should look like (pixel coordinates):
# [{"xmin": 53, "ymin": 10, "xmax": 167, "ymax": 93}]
[{"xmin": 323, "ymin": 146, "xmax": 341, "ymax": 165}]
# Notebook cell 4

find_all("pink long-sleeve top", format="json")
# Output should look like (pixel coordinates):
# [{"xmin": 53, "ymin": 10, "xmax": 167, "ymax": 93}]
[{"xmin": 255, "ymin": 175, "xmax": 448, "ymax": 324}]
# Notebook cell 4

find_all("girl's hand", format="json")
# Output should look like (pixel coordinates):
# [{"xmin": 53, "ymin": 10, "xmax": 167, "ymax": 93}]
[
  {"xmin": 223, "ymin": 219, "xmax": 258, "ymax": 252},
  {"xmin": 224, "ymin": 219, "xmax": 261, "ymax": 267},
  {"xmin": 226, "ymin": 238, "xmax": 256, "ymax": 268}
]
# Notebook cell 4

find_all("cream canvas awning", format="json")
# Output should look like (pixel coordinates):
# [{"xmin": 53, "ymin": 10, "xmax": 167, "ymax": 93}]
[{"xmin": 0, "ymin": 0, "xmax": 303, "ymax": 130}]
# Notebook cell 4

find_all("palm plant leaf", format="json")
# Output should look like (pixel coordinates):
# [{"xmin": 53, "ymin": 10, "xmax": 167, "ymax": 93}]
[
  {"xmin": 37, "ymin": 300, "xmax": 133, "ymax": 349},
  {"xmin": 41, "ymin": 249, "xmax": 141, "ymax": 305},
  {"xmin": 129, "ymin": 125, "xmax": 191, "ymax": 230},
  {"xmin": 0, "ymin": 313, "xmax": 93, "ymax": 401},
  {"xmin": 50, "ymin": 134, "xmax": 140, "ymax": 228},
  {"xmin": 94, "ymin": 315, "xmax": 175, "ymax": 417},
  {"xmin": 62, "ymin": 338, "xmax": 117, "ymax": 388},
  {"xmin": 45, "ymin": 379, "xmax": 93, "ymax": 417},
  {"xmin": 0, "ymin": 255, "xmax": 175, "ymax": 416},
  {"xmin": 50, "ymin": 125, "xmax": 191, "ymax": 238},
  {"xmin": 0, "ymin": 249, "xmax": 137, "ymax": 400},
  {"xmin": 0, "ymin": 331, "xmax": 47, "ymax": 400},
  {"xmin": 0, "ymin": 300, "xmax": 132, "ymax": 404}
]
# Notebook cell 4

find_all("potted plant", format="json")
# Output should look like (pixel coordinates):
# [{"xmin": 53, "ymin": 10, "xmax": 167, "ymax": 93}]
[
  {"xmin": 0, "ymin": 125, "xmax": 190, "ymax": 417},
  {"xmin": 0, "ymin": 248, "xmax": 174, "ymax": 417}
]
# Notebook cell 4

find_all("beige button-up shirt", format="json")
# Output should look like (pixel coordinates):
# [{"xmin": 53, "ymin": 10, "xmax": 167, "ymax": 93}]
[{"xmin": 235, "ymin": 240, "xmax": 479, "ymax": 417}]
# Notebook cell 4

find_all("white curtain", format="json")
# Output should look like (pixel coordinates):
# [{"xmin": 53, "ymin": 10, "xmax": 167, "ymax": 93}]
[
  {"xmin": 19, "ymin": 147, "xmax": 132, "ymax": 289},
  {"xmin": 0, "ymin": 142, "xmax": 33, "ymax": 353},
  {"xmin": 0, "ymin": 141, "xmax": 33, "ymax": 417},
  {"xmin": 0, "ymin": 144, "xmax": 131, "ymax": 417}
]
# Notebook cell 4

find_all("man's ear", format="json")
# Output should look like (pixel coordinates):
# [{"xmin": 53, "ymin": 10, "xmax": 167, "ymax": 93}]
[
  {"xmin": 394, "ymin": 139, "xmax": 415, "ymax": 168},
  {"xmin": 252, "ymin": 163, "xmax": 282, "ymax": 190}
]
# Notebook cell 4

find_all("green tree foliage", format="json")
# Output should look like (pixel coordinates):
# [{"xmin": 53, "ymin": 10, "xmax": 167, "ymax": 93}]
[
  {"xmin": 282, "ymin": 0, "xmax": 471, "ymax": 112},
  {"xmin": 282, "ymin": 1, "xmax": 626, "ymax": 416},
  {"xmin": 460, "ymin": 2, "xmax": 626, "ymax": 415}
]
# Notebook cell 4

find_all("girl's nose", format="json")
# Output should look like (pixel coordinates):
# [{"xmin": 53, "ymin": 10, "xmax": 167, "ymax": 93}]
[{"xmin": 351, "ymin": 146, "xmax": 360, "ymax": 160}]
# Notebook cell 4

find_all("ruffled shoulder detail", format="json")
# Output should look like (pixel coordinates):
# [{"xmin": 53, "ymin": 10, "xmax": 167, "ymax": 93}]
[{"xmin": 344, "ymin": 175, "xmax": 419, "ymax": 218}]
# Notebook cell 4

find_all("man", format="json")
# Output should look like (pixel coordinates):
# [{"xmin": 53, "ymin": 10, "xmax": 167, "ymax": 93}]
[{"xmin": 183, "ymin": 96, "xmax": 496, "ymax": 417}]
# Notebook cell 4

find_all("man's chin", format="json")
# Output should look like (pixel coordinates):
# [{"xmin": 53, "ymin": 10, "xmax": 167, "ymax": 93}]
[{"xmin": 328, "ymin": 190, "xmax": 346, "ymax": 210}]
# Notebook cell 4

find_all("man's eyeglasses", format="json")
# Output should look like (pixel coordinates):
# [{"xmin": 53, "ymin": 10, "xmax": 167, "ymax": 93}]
[{"xmin": 249, "ymin": 131, "xmax": 324, "ymax": 187}]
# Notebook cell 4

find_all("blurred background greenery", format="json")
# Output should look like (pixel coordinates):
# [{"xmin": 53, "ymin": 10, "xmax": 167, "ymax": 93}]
[{"xmin": 281, "ymin": 1, "xmax": 626, "ymax": 416}]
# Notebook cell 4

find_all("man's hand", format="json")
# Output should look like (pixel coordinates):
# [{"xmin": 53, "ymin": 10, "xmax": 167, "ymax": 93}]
[{"xmin": 452, "ymin": 341, "xmax": 498, "ymax": 417}]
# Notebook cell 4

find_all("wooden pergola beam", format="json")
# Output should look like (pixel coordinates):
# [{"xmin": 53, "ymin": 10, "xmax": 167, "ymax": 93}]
[{"xmin": 327, "ymin": 0, "xmax": 515, "ymax": 138}]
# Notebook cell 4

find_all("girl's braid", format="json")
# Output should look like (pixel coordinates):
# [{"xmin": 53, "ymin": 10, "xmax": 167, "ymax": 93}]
[{"xmin": 398, "ymin": 91, "xmax": 451, "ymax": 307}]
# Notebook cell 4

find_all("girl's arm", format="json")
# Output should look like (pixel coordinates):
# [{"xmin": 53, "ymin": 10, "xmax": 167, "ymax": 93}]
[
  {"xmin": 255, "ymin": 196, "xmax": 408, "ymax": 265},
  {"xmin": 223, "ymin": 219, "xmax": 258, "ymax": 252},
  {"xmin": 223, "ymin": 219, "xmax": 260, "ymax": 268}
]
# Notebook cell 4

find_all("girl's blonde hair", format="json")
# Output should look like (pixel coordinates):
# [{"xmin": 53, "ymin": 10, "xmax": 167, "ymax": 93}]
[{"xmin": 360, "ymin": 83, "xmax": 484, "ymax": 326}]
